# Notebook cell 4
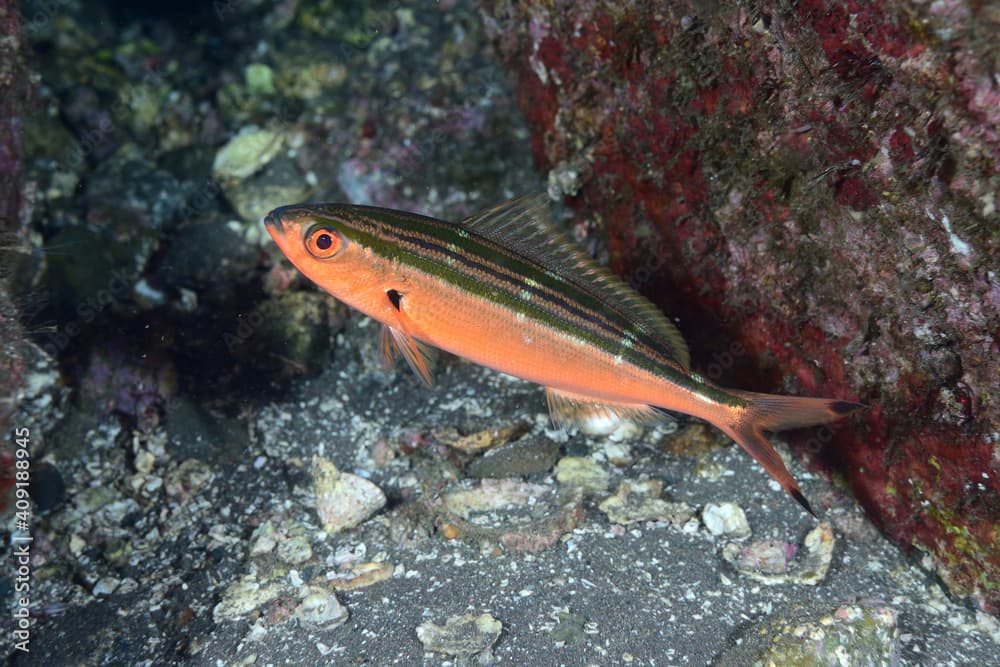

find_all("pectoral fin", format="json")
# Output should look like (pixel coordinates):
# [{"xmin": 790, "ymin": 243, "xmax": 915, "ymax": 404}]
[{"xmin": 380, "ymin": 289, "xmax": 437, "ymax": 386}]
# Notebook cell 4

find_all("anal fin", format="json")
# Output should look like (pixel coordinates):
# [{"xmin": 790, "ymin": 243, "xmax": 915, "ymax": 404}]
[{"xmin": 545, "ymin": 388, "xmax": 673, "ymax": 432}]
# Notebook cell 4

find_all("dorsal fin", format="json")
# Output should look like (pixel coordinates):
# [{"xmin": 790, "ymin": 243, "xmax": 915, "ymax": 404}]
[{"xmin": 462, "ymin": 194, "xmax": 690, "ymax": 370}]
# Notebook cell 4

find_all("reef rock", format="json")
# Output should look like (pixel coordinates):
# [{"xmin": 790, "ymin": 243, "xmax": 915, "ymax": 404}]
[
  {"xmin": 483, "ymin": 0, "xmax": 1000, "ymax": 614},
  {"xmin": 0, "ymin": 0, "xmax": 32, "ymax": 514}
]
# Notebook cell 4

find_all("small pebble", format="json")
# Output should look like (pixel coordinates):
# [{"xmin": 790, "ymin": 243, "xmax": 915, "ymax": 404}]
[
  {"xmin": 277, "ymin": 534, "xmax": 313, "ymax": 565},
  {"xmin": 555, "ymin": 456, "xmax": 609, "ymax": 494},
  {"xmin": 312, "ymin": 456, "xmax": 387, "ymax": 533},
  {"xmin": 92, "ymin": 577, "xmax": 120, "ymax": 596},
  {"xmin": 329, "ymin": 562, "xmax": 394, "ymax": 591},
  {"xmin": 416, "ymin": 612, "xmax": 502, "ymax": 658},
  {"xmin": 294, "ymin": 587, "xmax": 349, "ymax": 630},
  {"xmin": 164, "ymin": 459, "xmax": 215, "ymax": 498},
  {"xmin": 213, "ymin": 576, "xmax": 283, "ymax": 623},
  {"xmin": 466, "ymin": 436, "xmax": 560, "ymax": 478},
  {"xmin": 443, "ymin": 479, "xmax": 550, "ymax": 516},
  {"xmin": 249, "ymin": 521, "xmax": 278, "ymax": 556},
  {"xmin": 596, "ymin": 441, "xmax": 633, "ymax": 466},
  {"xmin": 723, "ymin": 522, "xmax": 835, "ymax": 585},
  {"xmin": 134, "ymin": 449, "xmax": 155, "ymax": 474},
  {"xmin": 702, "ymin": 502, "xmax": 751, "ymax": 538},
  {"xmin": 599, "ymin": 480, "xmax": 694, "ymax": 525},
  {"xmin": 212, "ymin": 126, "xmax": 284, "ymax": 180},
  {"xmin": 438, "ymin": 423, "xmax": 529, "ymax": 453}
]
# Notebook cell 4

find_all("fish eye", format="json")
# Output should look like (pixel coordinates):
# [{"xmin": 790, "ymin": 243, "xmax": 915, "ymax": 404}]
[{"xmin": 305, "ymin": 226, "xmax": 343, "ymax": 259}]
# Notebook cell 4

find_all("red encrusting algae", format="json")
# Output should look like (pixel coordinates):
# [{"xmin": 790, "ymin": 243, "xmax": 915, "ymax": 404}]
[{"xmin": 484, "ymin": 0, "xmax": 1000, "ymax": 614}]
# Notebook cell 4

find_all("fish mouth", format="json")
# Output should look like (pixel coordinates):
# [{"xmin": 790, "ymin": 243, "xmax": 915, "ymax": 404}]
[{"xmin": 263, "ymin": 207, "xmax": 285, "ymax": 234}]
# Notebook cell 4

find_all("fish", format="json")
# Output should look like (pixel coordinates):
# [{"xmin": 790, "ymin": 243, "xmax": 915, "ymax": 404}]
[{"xmin": 264, "ymin": 194, "xmax": 863, "ymax": 514}]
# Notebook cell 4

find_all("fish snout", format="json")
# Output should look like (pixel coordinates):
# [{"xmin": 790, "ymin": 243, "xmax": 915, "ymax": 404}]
[{"xmin": 263, "ymin": 207, "xmax": 285, "ymax": 235}]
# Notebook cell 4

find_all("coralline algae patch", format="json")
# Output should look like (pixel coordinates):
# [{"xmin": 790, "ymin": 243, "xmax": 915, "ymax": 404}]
[{"xmin": 483, "ymin": 0, "xmax": 1000, "ymax": 613}]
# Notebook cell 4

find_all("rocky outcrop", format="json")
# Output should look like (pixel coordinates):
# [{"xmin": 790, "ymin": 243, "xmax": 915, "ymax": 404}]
[
  {"xmin": 483, "ymin": 0, "xmax": 1000, "ymax": 613},
  {"xmin": 1, "ymin": 0, "xmax": 31, "ymax": 511}
]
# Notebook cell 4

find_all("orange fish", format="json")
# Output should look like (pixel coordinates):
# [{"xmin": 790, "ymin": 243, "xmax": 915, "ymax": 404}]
[{"xmin": 265, "ymin": 194, "xmax": 862, "ymax": 514}]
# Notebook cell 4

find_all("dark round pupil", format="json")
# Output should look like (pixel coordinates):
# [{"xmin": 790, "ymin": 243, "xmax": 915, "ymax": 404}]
[{"xmin": 316, "ymin": 233, "xmax": 333, "ymax": 250}]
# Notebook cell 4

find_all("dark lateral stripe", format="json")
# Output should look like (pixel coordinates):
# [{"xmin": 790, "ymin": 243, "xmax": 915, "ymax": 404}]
[
  {"xmin": 360, "ymin": 215, "xmax": 656, "ymax": 348},
  {"xmin": 349, "ymin": 208, "xmax": 639, "ymax": 338},
  {"xmin": 351, "ymin": 208, "xmax": 658, "ymax": 341},
  {"xmin": 315, "ymin": 205, "xmax": 685, "ymax": 377},
  {"xmin": 385, "ymin": 228, "xmax": 629, "ymax": 343}
]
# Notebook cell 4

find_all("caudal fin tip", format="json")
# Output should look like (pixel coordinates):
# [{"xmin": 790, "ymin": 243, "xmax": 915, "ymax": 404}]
[
  {"xmin": 830, "ymin": 400, "xmax": 866, "ymax": 417},
  {"xmin": 790, "ymin": 488, "xmax": 817, "ymax": 517}
]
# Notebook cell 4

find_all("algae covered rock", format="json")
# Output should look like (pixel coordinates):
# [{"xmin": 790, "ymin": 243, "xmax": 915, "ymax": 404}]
[
  {"xmin": 718, "ymin": 600, "xmax": 900, "ymax": 666},
  {"xmin": 554, "ymin": 456, "xmax": 608, "ymax": 494},
  {"xmin": 416, "ymin": 612, "xmax": 503, "ymax": 660},
  {"xmin": 0, "ymin": 0, "xmax": 31, "ymax": 444},
  {"xmin": 222, "ymin": 156, "xmax": 312, "ymax": 225},
  {"xmin": 599, "ymin": 479, "xmax": 694, "ymax": 526},
  {"xmin": 484, "ymin": 0, "xmax": 1000, "ymax": 614},
  {"xmin": 211, "ymin": 126, "xmax": 311, "ymax": 224},
  {"xmin": 23, "ymin": 109, "xmax": 84, "ymax": 204},
  {"xmin": 212, "ymin": 126, "xmax": 285, "ymax": 181}
]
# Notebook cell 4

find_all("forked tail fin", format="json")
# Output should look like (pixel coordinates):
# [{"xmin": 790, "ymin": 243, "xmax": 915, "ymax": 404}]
[{"xmin": 719, "ymin": 390, "xmax": 865, "ymax": 516}]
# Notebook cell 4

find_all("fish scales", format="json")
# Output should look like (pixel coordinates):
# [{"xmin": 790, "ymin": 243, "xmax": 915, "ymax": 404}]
[{"xmin": 333, "ymin": 204, "xmax": 682, "ymax": 378}]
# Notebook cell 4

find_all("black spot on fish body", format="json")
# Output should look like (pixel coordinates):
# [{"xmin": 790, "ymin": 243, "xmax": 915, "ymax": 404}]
[{"xmin": 387, "ymin": 289, "xmax": 402, "ymax": 310}]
